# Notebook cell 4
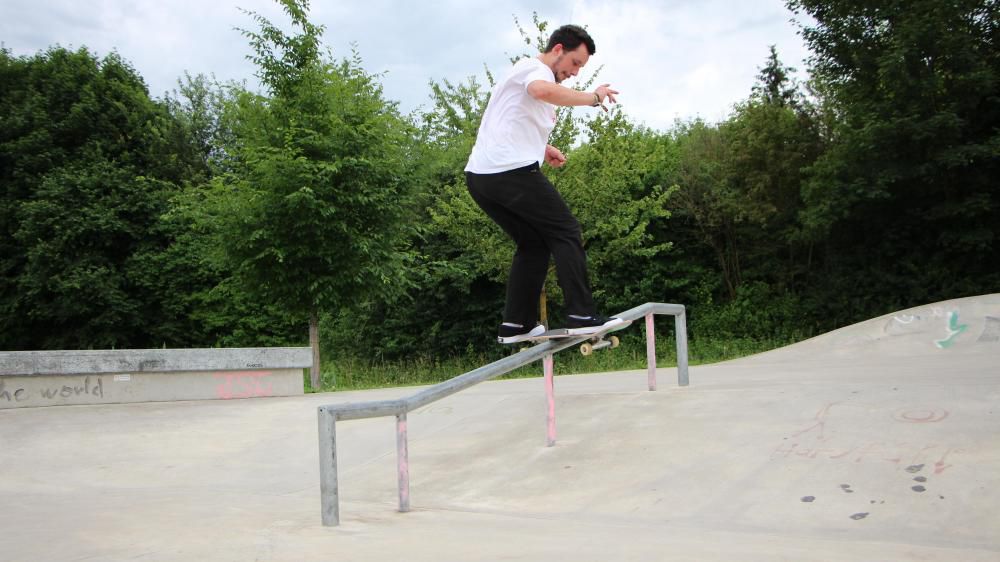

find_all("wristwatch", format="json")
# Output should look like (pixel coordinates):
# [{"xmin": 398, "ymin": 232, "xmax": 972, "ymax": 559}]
[{"xmin": 592, "ymin": 92, "xmax": 601, "ymax": 107}]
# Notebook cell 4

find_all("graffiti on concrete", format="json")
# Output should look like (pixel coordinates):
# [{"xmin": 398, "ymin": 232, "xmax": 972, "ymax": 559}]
[
  {"xmin": 213, "ymin": 371, "xmax": 274, "ymax": 399},
  {"xmin": 884, "ymin": 307, "xmax": 996, "ymax": 349},
  {"xmin": 3, "ymin": 370, "xmax": 280, "ymax": 406},
  {"xmin": 0, "ymin": 379, "xmax": 28, "ymax": 402},
  {"xmin": 934, "ymin": 311, "xmax": 968, "ymax": 349},
  {"xmin": 772, "ymin": 401, "xmax": 959, "ymax": 474},
  {"xmin": 0, "ymin": 376, "xmax": 105, "ymax": 404}
]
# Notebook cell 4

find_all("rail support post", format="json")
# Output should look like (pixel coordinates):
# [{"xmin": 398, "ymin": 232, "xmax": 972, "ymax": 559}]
[
  {"xmin": 397, "ymin": 412, "xmax": 410, "ymax": 512},
  {"xmin": 318, "ymin": 406, "xmax": 340, "ymax": 526},
  {"xmin": 544, "ymin": 354, "xmax": 556, "ymax": 446},
  {"xmin": 675, "ymin": 309, "xmax": 690, "ymax": 386},
  {"xmin": 645, "ymin": 313, "xmax": 657, "ymax": 391}
]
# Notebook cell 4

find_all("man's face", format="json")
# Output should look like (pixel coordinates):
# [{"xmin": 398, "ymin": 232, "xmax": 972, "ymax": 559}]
[{"xmin": 551, "ymin": 43, "xmax": 590, "ymax": 83}]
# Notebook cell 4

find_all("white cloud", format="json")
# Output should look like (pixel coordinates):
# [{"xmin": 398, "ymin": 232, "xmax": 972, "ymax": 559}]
[
  {"xmin": 1, "ymin": 0, "xmax": 812, "ymax": 130},
  {"xmin": 569, "ymin": 0, "xmax": 811, "ymax": 127}
]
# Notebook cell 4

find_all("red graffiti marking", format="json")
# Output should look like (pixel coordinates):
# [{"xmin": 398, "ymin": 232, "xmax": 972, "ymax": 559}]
[
  {"xmin": 213, "ymin": 371, "xmax": 274, "ymax": 399},
  {"xmin": 934, "ymin": 447, "xmax": 960, "ymax": 474},
  {"xmin": 893, "ymin": 407, "xmax": 949, "ymax": 423},
  {"xmin": 772, "ymin": 441, "xmax": 958, "ymax": 474},
  {"xmin": 773, "ymin": 403, "xmax": 959, "ymax": 473},
  {"xmin": 788, "ymin": 401, "xmax": 841, "ymax": 443}
]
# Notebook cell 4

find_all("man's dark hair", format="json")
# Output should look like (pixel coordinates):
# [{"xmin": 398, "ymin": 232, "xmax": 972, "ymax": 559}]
[{"xmin": 544, "ymin": 24, "xmax": 596, "ymax": 56}]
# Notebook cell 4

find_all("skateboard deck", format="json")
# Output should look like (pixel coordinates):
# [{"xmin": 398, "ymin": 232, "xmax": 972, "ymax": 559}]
[{"xmin": 525, "ymin": 320, "xmax": 632, "ymax": 356}]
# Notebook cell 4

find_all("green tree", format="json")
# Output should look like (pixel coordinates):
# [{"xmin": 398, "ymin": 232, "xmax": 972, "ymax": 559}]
[
  {"xmin": 553, "ymin": 112, "xmax": 674, "ymax": 313},
  {"xmin": 0, "ymin": 46, "xmax": 204, "ymax": 349},
  {"xmin": 668, "ymin": 119, "xmax": 743, "ymax": 299},
  {"xmin": 665, "ymin": 47, "xmax": 821, "ymax": 341},
  {"xmin": 788, "ymin": 0, "xmax": 1000, "ymax": 322},
  {"xmin": 723, "ymin": 48, "xmax": 823, "ymax": 289},
  {"xmin": 163, "ymin": 72, "xmax": 234, "ymax": 179},
  {"xmin": 320, "ymin": 73, "xmax": 503, "ymax": 361},
  {"xmin": 209, "ymin": 0, "xmax": 416, "ymax": 385}
]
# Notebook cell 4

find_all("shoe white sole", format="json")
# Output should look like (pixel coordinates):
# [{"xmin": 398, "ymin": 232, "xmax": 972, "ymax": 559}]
[{"xmin": 498, "ymin": 324, "xmax": 546, "ymax": 344}]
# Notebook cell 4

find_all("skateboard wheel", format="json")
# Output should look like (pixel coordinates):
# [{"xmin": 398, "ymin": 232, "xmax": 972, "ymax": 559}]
[
  {"xmin": 580, "ymin": 342, "xmax": 593, "ymax": 356},
  {"xmin": 610, "ymin": 336, "xmax": 620, "ymax": 349}
]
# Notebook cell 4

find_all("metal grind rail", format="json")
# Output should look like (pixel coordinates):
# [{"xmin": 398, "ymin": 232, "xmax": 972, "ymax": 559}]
[{"xmin": 317, "ymin": 302, "xmax": 689, "ymax": 526}]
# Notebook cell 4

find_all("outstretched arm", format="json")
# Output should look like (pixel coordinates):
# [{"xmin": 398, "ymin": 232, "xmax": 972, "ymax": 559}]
[{"xmin": 527, "ymin": 82, "xmax": 619, "ymax": 111}]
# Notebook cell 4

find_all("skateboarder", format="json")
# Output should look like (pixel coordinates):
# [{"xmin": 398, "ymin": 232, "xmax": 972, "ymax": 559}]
[{"xmin": 464, "ymin": 24, "xmax": 624, "ymax": 344}]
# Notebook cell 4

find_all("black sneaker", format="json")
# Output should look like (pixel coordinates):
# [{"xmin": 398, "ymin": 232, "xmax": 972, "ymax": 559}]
[
  {"xmin": 564, "ymin": 315, "xmax": 625, "ymax": 335},
  {"xmin": 497, "ymin": 322, "xmax": 546, "ymax": 344}
]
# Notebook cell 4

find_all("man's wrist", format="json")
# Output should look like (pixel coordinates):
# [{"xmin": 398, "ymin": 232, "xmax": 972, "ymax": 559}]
[{"xmin": 591, "ymin": 92, "xmax": 601, "ymax": 107}]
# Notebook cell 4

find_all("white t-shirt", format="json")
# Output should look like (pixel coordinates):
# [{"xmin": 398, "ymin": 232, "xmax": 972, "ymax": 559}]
[{"xmin": 465, "ymin": 57, "xmax": 557, "ymax": 174}]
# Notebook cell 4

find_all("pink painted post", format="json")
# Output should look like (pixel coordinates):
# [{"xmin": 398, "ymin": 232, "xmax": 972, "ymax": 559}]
[
  {"xmin": 396, "ymin": 413, "xmax": 410, "ymax": 512},
  {"xmin": 645, "ymin": 313, "xmax": 657, "ymax": 391},
  {"xmin": 544, "ymin": 354, "xmax": 556, "ymax": 446}
]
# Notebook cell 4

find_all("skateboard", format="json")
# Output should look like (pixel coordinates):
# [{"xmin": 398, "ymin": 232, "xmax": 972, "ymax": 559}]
[{"xmin": 524, "ymin": 320, "xmax": 632, "ymax": 356}]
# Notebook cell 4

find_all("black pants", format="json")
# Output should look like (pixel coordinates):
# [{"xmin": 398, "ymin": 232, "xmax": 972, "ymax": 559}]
[{"xmin": 466, "ymin": 163, "xmax": 596, "ymax": 327}]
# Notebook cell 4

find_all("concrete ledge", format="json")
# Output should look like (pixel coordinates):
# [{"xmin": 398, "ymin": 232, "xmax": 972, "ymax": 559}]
[
  {"xmin": 0, "ymin": 347, "xmax": 312, "ymax": 376},
  {"xmin": 0, "ymin": 347, "xmax": 311, "ymax": 409}
]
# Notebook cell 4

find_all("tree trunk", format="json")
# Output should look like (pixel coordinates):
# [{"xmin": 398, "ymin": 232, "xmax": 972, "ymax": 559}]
[
  {"xmin": 713, "ymin": 237, "xmax": 737, "ymax": 301},
  {"xmin": 539, "ymin": 264, "xmax": 556, "ymax": 329},
  {"xmin": 309, "ymin": 311, "xmax": 323, "ymax": 389},
  {"xmin": 539, "ymin": 288, "xmax": 548, "ymax": 329}
]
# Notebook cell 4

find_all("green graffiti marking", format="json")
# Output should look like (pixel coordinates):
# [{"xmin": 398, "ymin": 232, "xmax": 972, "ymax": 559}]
[{"xmin": 935, "ymin": 311, "xmax": 968, "ymax": 349}]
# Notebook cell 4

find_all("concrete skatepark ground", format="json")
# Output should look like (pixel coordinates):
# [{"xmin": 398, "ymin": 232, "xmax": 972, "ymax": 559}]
[{"xmin": 2, "ymin": 295, "xmax": 998, "ymax": 561}]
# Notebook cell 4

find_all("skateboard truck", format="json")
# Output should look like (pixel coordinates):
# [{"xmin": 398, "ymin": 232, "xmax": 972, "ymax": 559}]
[{"xmin": 579, "ymin": 334, "xmax": 621, "ymax": 356}]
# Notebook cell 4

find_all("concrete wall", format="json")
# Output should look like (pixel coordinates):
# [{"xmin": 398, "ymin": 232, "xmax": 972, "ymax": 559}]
[{"xmin": 0, "ymin": 348, "xmax": 311, "ymax": 409}]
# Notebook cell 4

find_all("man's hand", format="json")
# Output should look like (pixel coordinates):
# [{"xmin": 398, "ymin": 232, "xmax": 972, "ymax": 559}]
[
  {"xmin": 545, "ymin": 144, "xmax": 567, "ymax": 168},
  {"xmin": 593, "ymin": 84, "xmax": 619, "ymax": 112}
]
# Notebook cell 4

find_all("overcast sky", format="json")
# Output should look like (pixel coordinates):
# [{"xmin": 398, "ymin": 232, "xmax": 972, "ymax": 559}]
[{"xmin": 1, "ymin": 0, "xmax": 814, "ymax": 131}]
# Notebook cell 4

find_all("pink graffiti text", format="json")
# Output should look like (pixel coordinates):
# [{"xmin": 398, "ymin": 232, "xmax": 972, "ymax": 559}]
[{"xmin": 214, "ymin": 371, "xmax": 274, "ymax": 400}]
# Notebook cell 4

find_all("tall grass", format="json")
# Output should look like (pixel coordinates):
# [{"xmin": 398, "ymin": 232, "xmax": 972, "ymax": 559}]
[{"xmin": 308, "ymin": 333, "xmax": 794, "ymax": 392}]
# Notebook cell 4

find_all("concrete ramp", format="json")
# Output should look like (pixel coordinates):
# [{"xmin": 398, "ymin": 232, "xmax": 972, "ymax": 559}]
[
  {"xmin": 1, "ymin": 296, "xmax": 998, "ymax": 561},
  {"xmin": 741, "ymin": 294, "xmax": 1000, "ymax": 361}
]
